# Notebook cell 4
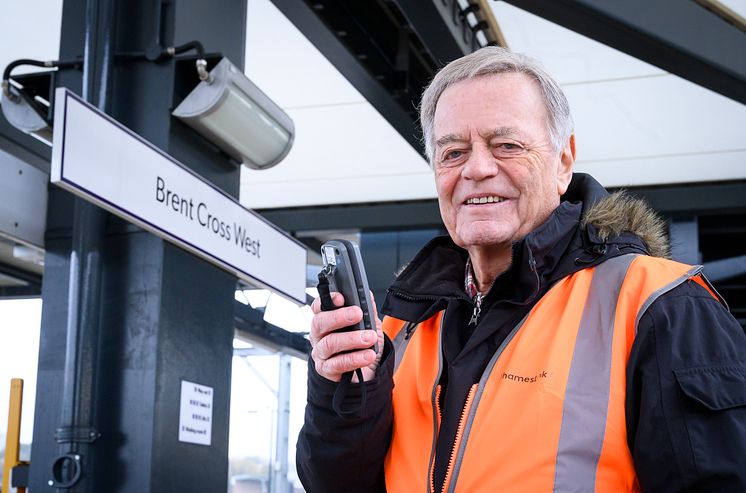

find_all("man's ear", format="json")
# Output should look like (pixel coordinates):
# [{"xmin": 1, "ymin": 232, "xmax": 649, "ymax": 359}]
[{"xmin": 556, "ymin": 134, "xmax": 575, "ymax": 195}]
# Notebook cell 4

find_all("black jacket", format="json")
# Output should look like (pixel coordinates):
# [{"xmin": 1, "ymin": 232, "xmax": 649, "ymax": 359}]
[{"xmin": 297, "ymin": 174, "xmax": 746, "ymax": 493}]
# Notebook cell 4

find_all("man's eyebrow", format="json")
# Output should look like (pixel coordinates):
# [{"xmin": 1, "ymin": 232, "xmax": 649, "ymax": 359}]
[
  {"xmin": 486, "ymin": 126, "xmax": 522, "ymax": 139},
  {"xmin": 435, "ymin": 134, "xmax": 468, "ymax": 148},
  {"xmin": 436, "ymin": 127, "xmax": 523, "ymax": 148}
]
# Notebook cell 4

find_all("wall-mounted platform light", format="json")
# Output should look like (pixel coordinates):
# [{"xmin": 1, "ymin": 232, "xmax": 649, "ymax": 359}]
[
  {"xmin": 1, "ymin": 83, "xmax": 52, "ymax": 145},
  {"xmin": 2, "ymin": 44, "xmax": 294, "ymax": 171},
  {"xmin": 1, "ymin": 59, "xmax": 80, "ymax": 146},
  {"xmin": 172, "ymin": 57, "xmax": 294, "ymax": 170}
]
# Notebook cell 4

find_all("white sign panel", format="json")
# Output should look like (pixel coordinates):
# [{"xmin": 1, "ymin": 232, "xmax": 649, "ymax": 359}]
[
  {"xmin": 178, "ymin": 380, "xmax": 214, "ymax": 446},
  {"xmin": 50, "ymin": 88, "xmax": 306, "ymax": 303}
]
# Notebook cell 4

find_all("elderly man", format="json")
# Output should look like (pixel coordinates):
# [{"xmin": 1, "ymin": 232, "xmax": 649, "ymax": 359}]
[{"xmin": 297, "ymin": 47, "xmax": 746, "ymax": 492}]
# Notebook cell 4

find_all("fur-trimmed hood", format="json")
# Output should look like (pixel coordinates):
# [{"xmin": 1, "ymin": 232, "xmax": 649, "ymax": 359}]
[
  {"xmin": 565, "ymin": 173, "xmax": 670, "ymax": 259},
  {"xmin": 582, "ymin": 191, "xmax": 670, "ymax": 259}
]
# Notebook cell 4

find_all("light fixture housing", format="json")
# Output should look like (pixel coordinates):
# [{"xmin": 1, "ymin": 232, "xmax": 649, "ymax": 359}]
[
  {"xmin": 1, "ymin": 83, "xmax": 53, "ymax": 146},
  {"xmin": 172, "ymin": 58, "xmax": 294, "ymax": 170}
]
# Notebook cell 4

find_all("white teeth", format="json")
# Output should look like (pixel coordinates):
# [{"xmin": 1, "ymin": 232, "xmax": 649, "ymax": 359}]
[{"xmin": 466, "ymin": 196, "xmax": 504, "ymax": 205}]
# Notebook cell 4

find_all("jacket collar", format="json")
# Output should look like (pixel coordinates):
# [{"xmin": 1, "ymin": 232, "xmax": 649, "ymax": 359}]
[{"xmin": 381, "ymin": 173, "xmax": 663, "ymax": 323}]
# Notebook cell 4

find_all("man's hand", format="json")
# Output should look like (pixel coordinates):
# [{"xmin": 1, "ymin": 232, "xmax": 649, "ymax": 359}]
[{"xmin": 309, "ymin": 292, "xmax": 384, "ymax": 382}]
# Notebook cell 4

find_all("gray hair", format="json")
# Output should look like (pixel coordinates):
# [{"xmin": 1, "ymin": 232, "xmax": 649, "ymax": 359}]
[{"xmin": 419, "ymin": 46, "xmax": 574, "ymax": 166}]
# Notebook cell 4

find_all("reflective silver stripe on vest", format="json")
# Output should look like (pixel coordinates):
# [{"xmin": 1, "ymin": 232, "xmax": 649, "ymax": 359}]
[
  {"xmin": 552, "ymin": 254, "xmax": 637, "ymax": 492},
  {"xmin": 633, "ymin": 265, "xmax": 704, "ymax": 334},
  {"xmin": 392, "ymin": 321, "xmax": 417, "ymax": 374}
]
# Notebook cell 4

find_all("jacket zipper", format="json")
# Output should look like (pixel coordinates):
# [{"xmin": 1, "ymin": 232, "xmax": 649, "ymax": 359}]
[
  {"xmin": 389, "ymin": 289, "xmax": 441, "ymax": 303},
  {"xmin": 431, "ymin": 384, "xmax": 478, "ymax": 493},
  {"xmin": 390, "ymin": 288, "xmax": 472, "ymax": 304},
  {"xmin": 468, "ymin": 293, "xmax": 483, "ymax": 325},
  {"xmin": 429, "ymin": 385, "xmax": 443, "ymax": 493},
  {"xmin": 467, "ymin": 249, "xmax": 538, "ymax": 326}
]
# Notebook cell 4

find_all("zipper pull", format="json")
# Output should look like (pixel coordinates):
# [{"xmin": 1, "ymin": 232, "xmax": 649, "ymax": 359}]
[{"xmin": 469, "ymin": 293, "xmax": 482, "ymax": 326}]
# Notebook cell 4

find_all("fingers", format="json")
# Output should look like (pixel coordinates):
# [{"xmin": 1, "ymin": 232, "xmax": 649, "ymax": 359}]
[
  {"xmin": 314, "ymin": 328, "xmax": 377, "ymax": 360},
  {"xmin": 308, "ymin": 290, "xmax": 384, "ymax": 381},
  {"xmin": 311, "ymin": 292, "xmax": 344, "ymax": 314},
  {"xmin": 315, "ymin": 349, "xmax": 377, "ymax": 382},
  {"xmin": 312, "ymin": 330, "xmax": 378, "ymax": 381},
  {"xmin": 309, "ymin": 304, "xmax": 362, "ymax": 346}
]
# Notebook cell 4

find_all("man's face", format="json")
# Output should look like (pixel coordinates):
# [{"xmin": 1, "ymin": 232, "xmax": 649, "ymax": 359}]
[{"xmin": 433, "ymin": 72, "xmax": 574, "ymax": 252}]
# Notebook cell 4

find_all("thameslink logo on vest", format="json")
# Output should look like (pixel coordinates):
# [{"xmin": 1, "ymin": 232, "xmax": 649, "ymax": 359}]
[{"xmin": 503, "ymin": 370, "xmax": 550, "ymax": 383}]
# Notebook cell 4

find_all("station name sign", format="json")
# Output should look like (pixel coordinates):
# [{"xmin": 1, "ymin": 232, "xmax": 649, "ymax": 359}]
[{"xmin": 51, "ymin": 88, "xmax": 306, "ymax": 303}]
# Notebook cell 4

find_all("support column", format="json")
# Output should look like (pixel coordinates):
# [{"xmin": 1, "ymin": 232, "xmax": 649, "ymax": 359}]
[
  {"xmin": 361, "ymin": 229, "xmax": 443, "ymax": 311},
  {"xmin": 29, "ymin": 1, "xmax": 248, "ymax": 491},
  {"xmin": 670, "ymin": 217, "xmax": 700, "ymax": 265},
  {"xmin": 271, "ymin": 354, "xmax": 292, "ymax": 493}
]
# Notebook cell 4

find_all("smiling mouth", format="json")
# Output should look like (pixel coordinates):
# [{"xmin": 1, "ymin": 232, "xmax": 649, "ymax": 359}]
[{"xmin": 465, "ymin": 196, "xmax": 506, "ymax": 205}]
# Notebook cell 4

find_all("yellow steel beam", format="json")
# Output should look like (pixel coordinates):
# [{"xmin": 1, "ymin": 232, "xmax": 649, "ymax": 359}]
[
  {"xmin": 695, "ymin": 0, "xmax": 746, "ymax": 33},
  {"xmin": 477, "ymin": 0, "xmax": 509, "ymax": 48},
  {"xmin": 3, "ymin": 378, "xmax": 24, "ymax": 493}
]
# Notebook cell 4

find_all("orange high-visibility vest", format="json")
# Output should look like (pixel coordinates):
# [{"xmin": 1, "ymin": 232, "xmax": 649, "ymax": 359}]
[{"xmin": 382, "ymin": 254, "xmax": 720, "ymax": 493}]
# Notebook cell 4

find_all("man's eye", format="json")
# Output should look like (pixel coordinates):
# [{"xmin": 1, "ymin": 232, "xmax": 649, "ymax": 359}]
[
  {"xmin": 438, "ymin": 150, "xmax": 465, "ymax": 167},
  {"xmin": 493, "ymin": 142, "xmax": 525, "ymax": 155}
]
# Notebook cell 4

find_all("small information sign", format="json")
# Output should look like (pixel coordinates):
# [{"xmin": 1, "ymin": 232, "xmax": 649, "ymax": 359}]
[{"xmin": 178, "ymin": 380, "xmax": 214, "ymax": 446}]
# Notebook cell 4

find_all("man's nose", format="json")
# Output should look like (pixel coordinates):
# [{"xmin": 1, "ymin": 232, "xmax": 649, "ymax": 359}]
[{"xmin": 462, "ymin": 144, "xmax": 498, "ymax": 180}]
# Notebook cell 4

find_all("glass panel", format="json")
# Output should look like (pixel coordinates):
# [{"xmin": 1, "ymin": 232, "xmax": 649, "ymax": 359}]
[
  {"xmin": 228, "ymin": 340, "xmax": 309, "ymax": 493},
  {"xmin": 0, "ymin": 298, "xmax": 42, "ymax": 485}
]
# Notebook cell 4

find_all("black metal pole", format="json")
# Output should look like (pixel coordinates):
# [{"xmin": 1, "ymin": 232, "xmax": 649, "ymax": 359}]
[{"xmin": 51, "ymin": 0, "xmax": 115, "ymax": 490}]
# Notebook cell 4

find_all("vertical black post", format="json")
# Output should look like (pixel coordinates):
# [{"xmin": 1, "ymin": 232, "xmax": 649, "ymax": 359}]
[
  {"xmin": 29, "ymin": 0, "xmax": 248, "ymax": 491},
  {"xmin": 670, "ymin": 217, "xmax": 700, "ymax": 265},
  {"xmin": 361, "ymin": 229, "xmax": 443, "ymax": 313},
  {"xmin": 50, "ymin": 1, "xmax": 115, "ymax": 490}
]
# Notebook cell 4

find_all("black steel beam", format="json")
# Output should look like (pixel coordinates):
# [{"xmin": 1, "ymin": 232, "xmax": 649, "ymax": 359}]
[
  {"xmin": 233, "ymin": 300, "xmax": 310, "ymax": 357},
  {"xmin": 619, "ymin": 181, "xmax": 746, "ymax": 216},
  {"xmin": 392, "ymin": 0, "xmax": 476, "ymax": 62},
  {"xmin": 259, "ymin": 199, "xmax": 444, "ymax": 232},
  {"xmin": 503, "ymin": 0, "xmax": 746, "ymax": 106},
  {"xmin": 0, "ymin": 261, "xmax": 42, "ymax": 287},
  {"xmin": 268, "ymin": 0, "xmax": 425, "ymax": 152},
  {"xmin": 0, "ymin": 285, "xmax": 41, "ymax": 299},
  {"xmin": 29, "ymin": 0, "xmax": 248, "ymax": 491},
  {"xmin": 258, "ymin": 179, "xmax": 746, "ymax": 234},
  {"xmin": 267, "ymin": 0, "xmax": 501, "ymax": 154}
]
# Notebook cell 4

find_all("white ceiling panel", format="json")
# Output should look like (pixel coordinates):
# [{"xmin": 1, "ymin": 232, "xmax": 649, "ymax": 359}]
[
  {"xmin": 242, "ymin": 171, "xmax": 437, "ymax": 209},
  {"xmin": 240, "ymin": 101, "xmax": 433, "ymax": 208},
  {"xmin": 245, "ymin": 0, "xmax": 365, "ymax": 108},
  {"xmin": 575, "ymin": 149, "xmax": 746, "ymax": 187},
  {"xmin": 568, "ymin": 75, "xmax": 746, "ymax": 162}
]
